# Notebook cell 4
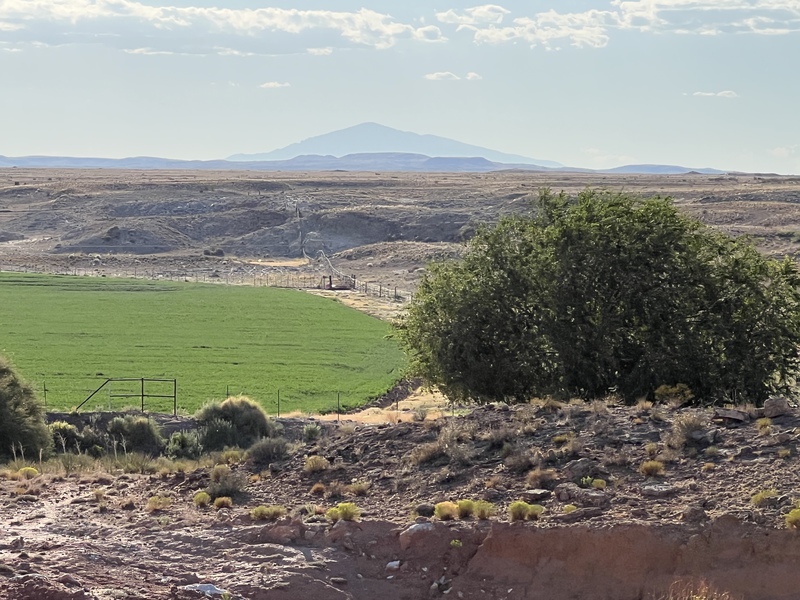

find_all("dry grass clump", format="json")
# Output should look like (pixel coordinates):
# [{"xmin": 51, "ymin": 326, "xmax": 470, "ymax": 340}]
[
  {"xmin": 193, "ymin": 491, "xmax": 211, "ymax": 508},
  {"xmin": 347, "ymin": 481, "xmax": 370, "ymax": 497},
  {"xmin": 756, "ymin": 417, "xmax": 773, "ymax": 436},
  {"xmin": 326, "ymin": 502, "xmax": 360, "ymax": 523},
  {"xmin": 639, "ymin": 460, "xmax": 665, "ymax": 477},
  {"xmin": 525, "ymin": 467, "xmax": 557, "ymax": 489},
  {"xmin": 146, "ymin": 495, "xmax": 172, "ymax": 512},
  {"xmin": 456, "ymin": 499, "xmax": 475, "ymax": 519},
  {"xmin": 664, "ymin": 412, "xmax": 708, "ymax": 450},
  {"xmin": 434, "ymin": 501, "xmax": 459, "ymax": 521},
  {"xmin": 474, "ymin": 500, "xmax": 496, "ymax": 520},
  {"xmin": 655, "ymin": 580, "xmax": 738, "ymax": 600},
  {"xmin": 336, "ymin": 502, "xmax": 360, "ymax": 521},
  {"xmin": 750, "ymin": 488, "xmax": 778, "ymax": 508},
  {"xmin": 325, "ymin": 480, "xmax": 347, "ymax": 499},
  {"xmin": 309, "ymin": 482, "xmax": 326, "ymax": 496},
  {"xmin": 250, "ymin": 505, "xmax": 286, "ymax": 521},
  {"xmin": 214, "ymin": 496, "xmax": 233, "ymax": 510},
  {"xmin": 508, "ymin": 501, "xmax": 544, "ymax": 522},
  {"xmin": 17, "ymin": 466, "xmax": 39, "ymax": 480},
  {"xmin": 785, "ymin": 508, "xmax": 800, "ymax": 529},
  {"xmin": 304, "ymin": 455, "xmax": 330, "ymax": 473},
  {"xmin": 206, "ymin": 464, "xmax": 247, "ymax": 499},
  {"xmin": 409, "ymin": 442, "xmax": 445, "ymax": 465}
]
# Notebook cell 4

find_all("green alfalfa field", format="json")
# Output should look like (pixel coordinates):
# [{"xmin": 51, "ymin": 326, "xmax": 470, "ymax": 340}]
[{"xmin": 0, "ymin": 272, "xmax": 406, "ymax": 414}]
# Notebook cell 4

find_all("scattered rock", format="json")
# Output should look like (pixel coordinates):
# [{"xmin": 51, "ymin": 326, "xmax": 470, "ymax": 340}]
[
  {"xmin": 764, "ymin": 396, "xmax": 793, "ymax": 418},
  {"xmin": 386, "ymin": 560, "xmax": 401, "ymax": 571},
  {"xmin": 641, "ymin": 484, "xmax": 677, "ymax": 498},
  {"xmin": 681, "ymin": 505, "xmax": 708, "ymax": 523},
  {"xmin": 519, "ymin": 489, "xmax": 552, "ymax": 503},
  {"xmin": 554, "ymin": 483, "xmax": 610, "ymax": 507}
]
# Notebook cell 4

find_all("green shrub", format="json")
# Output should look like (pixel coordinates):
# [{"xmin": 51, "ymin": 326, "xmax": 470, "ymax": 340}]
[
  {"xmin": 50, "ymin": 421, "xmax": 82, "ymax": 453},
  {"xmin": 206, "ymin": 464, "xmax": 247, "ymax": 499},
  {"xmin": 335, "ymin": 502, "xmax": 360, "ymax": 521},
  {"xmin": 434, "ymin": 501, "xmax": 458, "ymax": 521},
  {"xmin": 0, "ymin": 357, "xmax": 52, "ymax": 460},
  {"xmin": 474, "ymin": 500, "xmax": 496, "ymax": 520},
  {"xmin": 247, "ymin": 437, "xmax": 289, "ymax": 464},
  {"xmin": 165, "ymin": 430, "xmax": 202, "ymax": 460},
  {"xmin": 303, "ymin": 423, "xmax": 322, "ymax": 442},
  {"xmin": 456, "ymin": 499, "xmax": 475, "ymax": 519},
  {"xmin": 195, "ymin": 396, "xmax": 280, "ymax": 449},
  {"xmin": 107, "ymin": 415, "xmax": 164, "ymax": 455},
  {"xmin": 325, "ymin": 507, "xmax": 341, "ymax": 523},
  {"xmin": 117, "ymin": 452, "xmax": 156, "ymax": 474},
  {"xmin": 786, "ymin": 508, "xmax": 800, "ymax": 529},
  {"xmin": 193, "ymin": 491, "xmax": 211, "ymax": 508},
  {"xmin": 17, "ymin": 466, "xmax": 39, "ymax": 480},
  {"xmin": 509, "ymin": 500, "xmax": 532, "ymax": 522},
  {"xmin": 197, "ymin": 418, "xmax": 238, "ymax": 453},
  {"xmin": 563, "ymin": 504, "xmax": 577, "ymax": 514},
  {"xmin": 251, "ymin": 505, "xmax": 286, "ymax": 521}
]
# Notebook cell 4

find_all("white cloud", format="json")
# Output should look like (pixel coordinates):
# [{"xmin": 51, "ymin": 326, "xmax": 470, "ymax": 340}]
[
  {"xmin": 259, "ymin": 81, "xmax": 291, "ymax": 89},
  {"xmin": 215, "ymin": 47, "xmax": 256, "ymax": 57},
  {"xmin": 0, "ymin": 2, "xmax": 446, "ymax": 54},
  {"xmin": 472, "ymin": 9, "xmax": 618, "ymax": 49},
  {"xmin": 123, "ymin": 47, "xmax": 177, "ymax": 56},
  {"xmin": 425, "ymin": 71, "xmax": 461, "ymax": 80},
  {"xmin": 424, "ymin": 71, "xmax": 483, "ymax": 81},
  {"xmin": 307, "ymin": 47, "xmax": 333, "ymax": 56},
  {"xmin": 436, "ymin": 5, "xmax": 510, "ymax": 26},
  {"xmin": 441, "ymin": 0, "xmax": 800, "ymax": 50},
  {"xmin": 770, "ymin": 146, "xmax": 797, "ymax": 159},
  {"xmin": 693, "ymin": 90, "xmax": 738, "ymax": 98}
]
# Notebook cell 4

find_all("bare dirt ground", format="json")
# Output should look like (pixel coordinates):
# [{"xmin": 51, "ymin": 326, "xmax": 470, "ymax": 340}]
[{"xmin": 5, "ymin": 169, "xmax": 800, "ymax": 599}]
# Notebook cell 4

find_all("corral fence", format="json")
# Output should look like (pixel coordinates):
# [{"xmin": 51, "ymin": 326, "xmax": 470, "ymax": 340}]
[
  {"xmin": 72, "ymin": 379, "xmax": 378, "ymax": 421},
  {"xmin": 76, "ymin": 378, "xmax": 178, "ymax": 416},
  {"xmin": 0, "ymin": 263, "xmax": 414, "ymax": 302}
]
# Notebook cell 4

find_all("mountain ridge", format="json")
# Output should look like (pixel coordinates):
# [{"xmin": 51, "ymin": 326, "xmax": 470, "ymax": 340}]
[
  {"xmin": 228, "ymin": 122, "xmax": 564, "ymax": 168},
  {"xmin": 0, "ymin": 152, "xmax": 726, "ymax": 175}
]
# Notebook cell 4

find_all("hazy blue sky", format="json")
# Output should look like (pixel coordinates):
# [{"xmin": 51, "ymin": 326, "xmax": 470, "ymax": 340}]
[{"xmin": 1, "ymin": 1, "xmax": 798, "ymax": 172}]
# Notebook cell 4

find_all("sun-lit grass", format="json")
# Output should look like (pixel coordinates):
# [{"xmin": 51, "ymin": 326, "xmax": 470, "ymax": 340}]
[{"xmin": 0, "ymin": 272, "xmax": 405, "ymax": 413}]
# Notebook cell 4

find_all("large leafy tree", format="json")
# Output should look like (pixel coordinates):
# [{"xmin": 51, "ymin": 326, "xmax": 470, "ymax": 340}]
[
  {"xmin": 0, "ymin": 356, "xmax": 52, "ymax": 459},
  {"xmin": 395, "ymin": 189, "xmax": 800, "ymax": 405}
]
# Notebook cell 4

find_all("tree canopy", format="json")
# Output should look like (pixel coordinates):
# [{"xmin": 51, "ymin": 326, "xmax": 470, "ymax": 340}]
[
  {"xmin": 395, "ymin": 189, "xmax": 800, "ymax": 405},
  {"xmin": 0, "ymin": 356, "xmax": 52, "ymax": 459}
]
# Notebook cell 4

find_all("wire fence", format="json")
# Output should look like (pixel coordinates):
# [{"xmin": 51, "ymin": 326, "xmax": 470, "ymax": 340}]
[{"xmin": 0, "ymin": 262, "xmax": 415, "ymax": 302}]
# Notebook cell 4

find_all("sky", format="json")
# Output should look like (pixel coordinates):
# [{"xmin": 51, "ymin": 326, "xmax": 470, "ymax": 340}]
[{"xmin": 0, "ymin": 0, "xmax": 798, "ymax": 173}]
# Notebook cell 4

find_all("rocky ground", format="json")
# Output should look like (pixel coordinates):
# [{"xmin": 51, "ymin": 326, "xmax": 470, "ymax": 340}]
[
  {"xmin": 3, "ymin": 169, "xmax": 800, "ymax": 293},
  {"xmin": 3, "ymin": 396, "xmax": 800, "ymax": 599}
]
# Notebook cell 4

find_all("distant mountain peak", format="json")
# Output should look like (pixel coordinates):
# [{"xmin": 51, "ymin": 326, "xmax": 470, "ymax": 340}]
[{"xmin": 228, "ymin": 123, "xmax": 564, "ymax": 169}]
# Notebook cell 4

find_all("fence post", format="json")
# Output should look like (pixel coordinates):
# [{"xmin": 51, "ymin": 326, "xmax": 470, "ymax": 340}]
[
  {"xmin": 337, "ymin": 392, "xmax": 341, "ymax": 422},
  {"xmin": 173, "ymin": 379, "xmax": 177, "ymax": 416},
  {"xmin": 277, "ymin": 389, "xmax": 280, "ymax": 418},
  {"xmin": 141, "ymin": 378, "xmax": 145, "ymax": 413}
]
